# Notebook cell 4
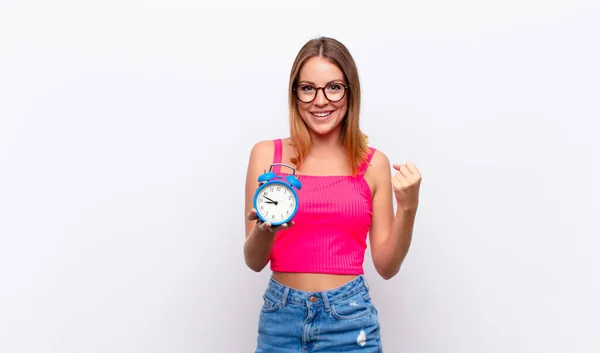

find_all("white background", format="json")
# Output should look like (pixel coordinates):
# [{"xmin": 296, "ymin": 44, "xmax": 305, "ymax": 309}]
[{"xmin": 1, "ymin": 1, "xmax": 599, "ymax": 352}]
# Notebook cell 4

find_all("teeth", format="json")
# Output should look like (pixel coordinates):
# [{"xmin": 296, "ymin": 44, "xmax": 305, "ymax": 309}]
[{"xmin": 313, "ymin": 112, "xmax": 332, "ymax": 117}]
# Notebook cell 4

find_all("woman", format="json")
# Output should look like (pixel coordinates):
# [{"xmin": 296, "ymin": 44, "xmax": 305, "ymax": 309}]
[{"xmin": 243, "ymin": 36, "xmax": 422, "ymax": 353}]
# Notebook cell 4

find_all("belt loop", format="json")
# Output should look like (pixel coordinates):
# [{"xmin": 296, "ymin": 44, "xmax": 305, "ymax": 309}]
[
  {"xmin": 281, "ymin": 287, "xmax": 290, "ymax": 307},
  {"xmin": 321, "ymin": 292, "xmax": 331, "ymax": 312},
  {"xmin": 362, "ymin": 275, "xmax": 370, "ymax": 291}
]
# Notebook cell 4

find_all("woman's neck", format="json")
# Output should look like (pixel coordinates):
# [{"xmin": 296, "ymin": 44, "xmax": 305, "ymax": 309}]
[{"xmin": 309, "ymin": 126, "xmax": 343, "ymax": 152}]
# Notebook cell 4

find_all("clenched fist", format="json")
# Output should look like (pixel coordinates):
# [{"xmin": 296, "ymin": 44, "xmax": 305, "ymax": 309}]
[{"xmin": 392, "ymin": 161, "xmax": 422, "ymax": 212}]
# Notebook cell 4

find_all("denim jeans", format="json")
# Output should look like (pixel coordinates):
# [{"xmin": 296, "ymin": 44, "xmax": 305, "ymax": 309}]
[{"xmin": 254, "ymin": 275, "xmax": 383, "ymax": 353}]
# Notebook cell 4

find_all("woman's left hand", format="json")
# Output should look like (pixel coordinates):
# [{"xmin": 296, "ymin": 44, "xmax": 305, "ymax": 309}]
[{"xmin": 392, "ymin": 161, "xmax": 422, "ymax": 212}]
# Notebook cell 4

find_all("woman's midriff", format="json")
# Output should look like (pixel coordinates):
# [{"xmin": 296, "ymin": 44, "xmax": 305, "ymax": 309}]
[{"xmin": 272, "ymin": 272, "xmax": 359, "ymax": 292}]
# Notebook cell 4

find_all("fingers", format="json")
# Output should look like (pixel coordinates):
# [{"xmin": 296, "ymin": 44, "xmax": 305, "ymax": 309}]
[
  {"xmin": 278, "ymin": 221, "xmax": 295, "ymax": 230},
  {"xmin": 392, "ymin": 161, "xmax": 422, "ymax": 180},
  {"xmin": 400, "ymin": 164, "xmax": 411, "ymax": 177},
  {"xmin": 256, "ymin": 219, "xmax": 295, "ymax": 233},
  {"xmin": 393, "ymin": 172, "xmax": 409, "ymax": 187},
  {"xmin": 405, "ymin": 161, "xmax": 421, "ymax": 178},
  {"xmin": 393, "ymin": 163, "xmax": 411, "ymax": 176},
  {"xmin": 274, "ymin": 223, "xmax": 288, "ymax": 232},
  {"xmin": 247, "ymin": 208, "xmax": 258, "ymax": 221},
  {"xmin": 257, "ymin": 221, "xmax": 271, "ymax": 231},
  {"xmin": 392, "ymin": 161, "xmax": 422, "ymax": 193},
  {"xmin": 270, "ymin": 221, "xmax": 295, "ymax": 231}
]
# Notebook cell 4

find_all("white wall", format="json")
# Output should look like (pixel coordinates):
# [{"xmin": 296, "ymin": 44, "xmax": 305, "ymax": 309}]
[{"xmin": 1, "ymin": 1, "xmax": 598, "ymax": 352}]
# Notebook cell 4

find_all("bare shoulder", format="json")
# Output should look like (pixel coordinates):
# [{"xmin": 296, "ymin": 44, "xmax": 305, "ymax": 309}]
[
  {"xmin": 369, "ymin": 148, "xmax": 392, "ymax": 177},
  {"xmin": 363, "ymin": 148, "xmax": 392, "ymax": 195},
  {"xmin": 248, "ymin": 139, "xmax": 275, "ymax": 167},
  {"xmin": 249, "ymin": 139, "xmax": 275, "ymax": 157}
]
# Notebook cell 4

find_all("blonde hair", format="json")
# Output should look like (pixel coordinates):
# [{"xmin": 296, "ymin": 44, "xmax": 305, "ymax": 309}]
[{"xmin": 288, "ymin": 37, "xmax": 370, "ymax": 176}]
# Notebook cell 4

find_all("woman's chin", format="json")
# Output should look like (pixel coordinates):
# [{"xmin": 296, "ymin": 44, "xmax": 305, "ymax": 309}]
[{"xmin": 307, "ymin": 121, "xmax": 343, "ymax": 137}]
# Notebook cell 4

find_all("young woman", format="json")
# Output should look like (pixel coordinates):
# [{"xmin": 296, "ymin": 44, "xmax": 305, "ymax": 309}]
[{"xmin": 243, "ymin": 37, "xmax": 422, "ymax": 353}]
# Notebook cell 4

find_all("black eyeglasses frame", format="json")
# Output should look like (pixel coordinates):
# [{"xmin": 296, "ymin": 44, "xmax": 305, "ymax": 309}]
[{"xmin": 292, "ymin": 82, "xmax": 350, "ymax": 103}]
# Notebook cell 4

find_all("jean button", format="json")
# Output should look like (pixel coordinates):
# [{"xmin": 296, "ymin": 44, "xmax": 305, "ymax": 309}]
[{"xmin": 309, "ymin": 296, "xmax": 317, "ymax": 302}]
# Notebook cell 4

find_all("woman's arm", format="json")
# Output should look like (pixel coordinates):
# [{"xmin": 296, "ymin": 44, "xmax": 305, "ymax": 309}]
[
  {"xmin": 366, "ymin": 150, "xmax": 422, "ymax": 279},
  {"xmin": 244, "ymin": 223, "xmax": 277, "ymax": 272},
  {"xmin": 242, "ymin": 140, "xmax": 293, "ymax": 272},
  {"xmin": 243, "ymin": 140, "xmax": 275, "ymax": 272}
]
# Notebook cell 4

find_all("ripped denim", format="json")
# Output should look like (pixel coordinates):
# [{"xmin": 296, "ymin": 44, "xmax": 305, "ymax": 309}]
[{"xmin": 253, "ymin": 275, "xmax": 383, "ymax": 353}]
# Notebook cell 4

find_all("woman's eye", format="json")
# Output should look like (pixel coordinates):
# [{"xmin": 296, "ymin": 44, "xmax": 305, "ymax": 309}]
[
  {"xmin": 329, "ymin": 84, "xmax": 341, "ymax": 90},
  {"xmin": 301, "ymin": 86, "xmax": 314, "ymax": 91}
]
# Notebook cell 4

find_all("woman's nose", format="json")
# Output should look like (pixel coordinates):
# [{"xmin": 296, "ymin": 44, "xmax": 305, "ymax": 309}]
[{"xmin": 314, "ymin": 88, "xmax": 329, "ymax": 106}]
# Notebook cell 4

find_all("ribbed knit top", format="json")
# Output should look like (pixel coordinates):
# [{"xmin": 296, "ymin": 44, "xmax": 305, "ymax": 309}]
[{"xmin": 268, "ymin": 139, "xmax": 376, "ymax": 275}]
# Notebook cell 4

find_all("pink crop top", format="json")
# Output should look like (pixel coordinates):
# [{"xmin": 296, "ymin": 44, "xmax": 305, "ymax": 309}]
[{"xmin": 268, "ymin": 138, "xmax": 376, "ymax": 275}]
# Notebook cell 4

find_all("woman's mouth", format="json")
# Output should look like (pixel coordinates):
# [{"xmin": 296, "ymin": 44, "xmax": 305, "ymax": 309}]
[{"xmin": 310, "ymin": 111, "xmax": 334, "ymax": 120}]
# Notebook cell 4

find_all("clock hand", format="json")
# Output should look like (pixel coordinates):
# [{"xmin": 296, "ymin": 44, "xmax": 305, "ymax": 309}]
[{"xmin": 263, "ymin": 196, "xmax": 278, "ymax": 205}]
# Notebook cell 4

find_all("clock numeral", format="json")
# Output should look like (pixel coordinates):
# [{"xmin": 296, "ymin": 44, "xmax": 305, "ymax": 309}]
[
  {"xmin": 288, "ymin": 195, "xmax": 292, "ymax": 200},
  {"xmin": 264, "ymin": 192, "xmax": 268, "ymax": 196},
  {"xmin": 272, "ymin": 215, "xmax": 275, "ymax": 219},
  {"xmin": 284, "ymin": 189, "xmax": 287, "ymax": 194},
  {"xmin": 260, "ymin": 206, "xmax": 264, "ymax": 210},
  {"xmin": 289, "ymin": 203, "xmax": 293, "ymax": 207},
  {"xmin": 260, "ymin": 198, "xmax": 263, "ymax": 203},
  {"xmin": 265, "ymin": 211, "xmax": 269, "ymax": 216},
  {"xmin": 276, "ymin": 186, "xmax": 281, "ymax": 191},
  {"xmin": 286, "ymin": 210, "xmax": 289, "ymax": 214},
  {"xmin": 269, "ymin": 187, "xmax": 274, "ymax": 192}
]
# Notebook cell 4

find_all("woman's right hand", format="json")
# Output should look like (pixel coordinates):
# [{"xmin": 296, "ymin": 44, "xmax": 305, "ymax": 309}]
[{"xmin": 246, "ymin": 208, "xmax": 295, "ymax": 233}]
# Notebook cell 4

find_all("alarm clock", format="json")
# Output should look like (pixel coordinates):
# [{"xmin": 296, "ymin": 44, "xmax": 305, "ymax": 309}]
[{"xmin": 253, "ymin": 163, "xmax": 302, "ymax": 226}]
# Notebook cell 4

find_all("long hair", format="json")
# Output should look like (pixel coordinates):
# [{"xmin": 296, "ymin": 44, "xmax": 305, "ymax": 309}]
[{"xmin": 288, "ymin": 37, "xmax": 370, "ymax": 176}]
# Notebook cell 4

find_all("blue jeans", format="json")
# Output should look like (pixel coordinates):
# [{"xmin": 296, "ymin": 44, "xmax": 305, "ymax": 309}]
[{"xmin": 254, "ymin": 275, "xmax": 383, "ymax": 352}]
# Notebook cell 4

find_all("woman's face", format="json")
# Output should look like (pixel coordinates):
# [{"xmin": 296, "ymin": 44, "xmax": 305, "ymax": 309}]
[{"xmin": 295, "ymin": 56, "xmax": 348, "ymax": 136}]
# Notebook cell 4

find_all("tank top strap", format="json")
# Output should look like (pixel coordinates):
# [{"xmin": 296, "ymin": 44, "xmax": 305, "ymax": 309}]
[
  {"xmin": 272, "ymin": 138, "xmax": 283, "ymax": 174},
  {"xmin": 358, "ymin": 147, "xmax": 377, "ymax": 175}
]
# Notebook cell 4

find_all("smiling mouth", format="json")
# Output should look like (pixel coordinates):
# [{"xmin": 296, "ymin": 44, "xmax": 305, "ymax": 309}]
[{"xmin": 311, "ymin": 111, "xmax": 334, "ymax": 119}]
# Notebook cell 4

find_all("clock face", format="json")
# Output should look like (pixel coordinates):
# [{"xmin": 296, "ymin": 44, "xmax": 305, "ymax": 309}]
[{"xmin": 255, "ymin": 181, "xmax": 297, "ymax": 225}]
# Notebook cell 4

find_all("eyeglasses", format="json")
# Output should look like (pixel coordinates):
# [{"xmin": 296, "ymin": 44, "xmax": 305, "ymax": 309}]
[{"xmin": 293, "ymin": 82, "xmax": 349, "ymax": 103}]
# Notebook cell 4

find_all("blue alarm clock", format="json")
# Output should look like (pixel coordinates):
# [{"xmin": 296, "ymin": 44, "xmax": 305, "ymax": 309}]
[{"xmin": 253, "ymin": 163, "xmax": 302, "ymax": 226}]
